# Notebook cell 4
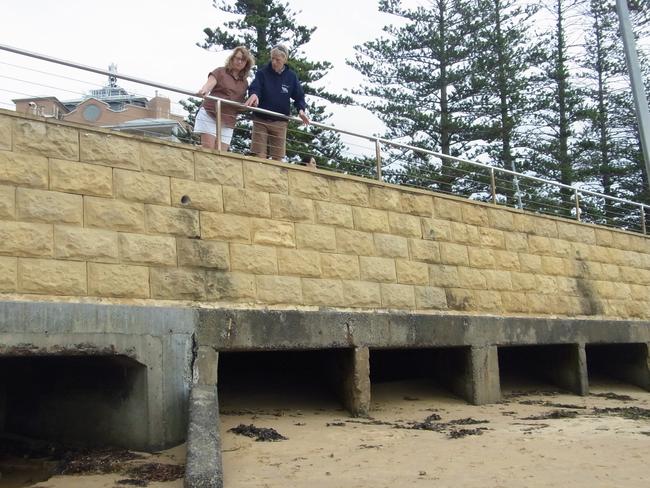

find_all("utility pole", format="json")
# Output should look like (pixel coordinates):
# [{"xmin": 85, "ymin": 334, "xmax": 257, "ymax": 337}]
[{"xmin": 616, "ymin": 0, "xmax": 650, "ymax": 187}]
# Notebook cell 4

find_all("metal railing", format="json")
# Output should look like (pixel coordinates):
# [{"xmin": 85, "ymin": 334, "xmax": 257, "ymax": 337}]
[{"xmin": 1, "ymin": 43, "xmax": 648, "ymax": 235}]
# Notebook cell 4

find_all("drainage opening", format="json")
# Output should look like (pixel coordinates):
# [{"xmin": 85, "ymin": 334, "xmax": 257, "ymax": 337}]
[
  {"xmin": 498, "ymin": 344, "xmax": 582, "ymax": 394},
  {"xmin": 0, "ymin": 355, "xmax": 147, "ymax": 448},
  {"xmin": 586, "ymin": 343, "xmax": 650, "ymax": 390},
  {"xmin": 370, "ymin": 347, "xmax": 471, "ymax": 402},
  {"xmin": 218, "ymin": 349, "xmax": 348, "ymax": 412}
]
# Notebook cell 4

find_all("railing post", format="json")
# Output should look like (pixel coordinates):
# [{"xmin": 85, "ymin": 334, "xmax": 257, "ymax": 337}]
[
  {"xmin": 490, "ymin": 168, "xmax": 497, "ymax": 205},
  {"xmin": 375, "ymin": 139, "xmax": 382, "ymax": 181},
  {"xmin": 641, "ymin": 204, "xmax": 647, "ymax": 234},
  {"xmin": 216, "ymin": 99, "xmax": 222, "ymax": 152},
  {"xmin": 574, "ymin": 189, "xmax": 581, "ymax": 222}
]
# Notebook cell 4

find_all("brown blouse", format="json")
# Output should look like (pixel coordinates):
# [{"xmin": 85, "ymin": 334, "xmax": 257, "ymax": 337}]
[{"xmin": 201, "ymin": 67, "xmax": 248, "ymax": 128}]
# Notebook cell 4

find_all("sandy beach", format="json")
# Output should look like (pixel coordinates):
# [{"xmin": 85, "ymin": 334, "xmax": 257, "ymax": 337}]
[{"xmin": 3, "ymin": 379, "xmax": 649, "ymax": 488}]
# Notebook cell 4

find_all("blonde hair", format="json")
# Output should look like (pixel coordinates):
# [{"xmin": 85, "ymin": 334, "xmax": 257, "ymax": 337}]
[{"xmin": 225, "ymin": 46, "xmax": 255, "ymax": 79}]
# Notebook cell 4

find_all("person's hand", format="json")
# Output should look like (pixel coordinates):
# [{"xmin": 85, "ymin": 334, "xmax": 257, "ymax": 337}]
[
  {"xmin": 245, "ymin": 94, "xmax": 259, "ymax": 107},
  {"xmin": 298, "ymin": 110, "xmax": 310, "ymax": 125},
  {"xmin": 196, "ymin": 88, "xmax": 209, "ymax": 97}
]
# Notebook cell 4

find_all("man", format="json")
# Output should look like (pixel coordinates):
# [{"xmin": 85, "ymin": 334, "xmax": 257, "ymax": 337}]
[{"xmin": 244, "ymin": 44, "xmax": 310, "ymax": 160}]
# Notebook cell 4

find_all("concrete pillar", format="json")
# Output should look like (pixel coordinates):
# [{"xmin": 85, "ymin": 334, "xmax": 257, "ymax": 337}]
[
  {"xmin": 340, "ymin": 347, "xmax": 371, "ymax": 417},
  {"xmin": 468, "ymin": 346, "xmax": 501, "ymax": 405},
  {"xmin": 184, "ymin": 347, "xmax": 223, "ymax": 488},
  {"xmin": 548, "ymin": 344, "xmax": 588, "ymax": 396},
  {"xmin": 629, "ymin": 343, "xmax": 650, "ymax": 391}
]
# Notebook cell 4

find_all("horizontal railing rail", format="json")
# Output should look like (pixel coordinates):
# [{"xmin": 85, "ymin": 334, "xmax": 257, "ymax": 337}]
[{"xmin": 1, "ymin": 43, "xmax": 648, "ymax": 235}]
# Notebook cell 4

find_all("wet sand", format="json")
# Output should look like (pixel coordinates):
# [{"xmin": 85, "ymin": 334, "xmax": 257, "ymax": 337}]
[{"xmin": 7, "ymin": 380, "xmax": 650, "ymax": 488}]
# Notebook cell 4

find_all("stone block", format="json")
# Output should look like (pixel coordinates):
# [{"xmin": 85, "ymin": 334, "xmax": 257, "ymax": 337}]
[
  {"xmin": 178, "ymin": 238, "xmax": 229, "ymax": 270},
  {"xmin": 84, "ymin": 197, "xmax": 145, "ymax": 233},
  {"xmin": 541, "ymin": 256, "xmax": 566, "ymax": 275},
  {"xmin": 476, "ymin": 290, "xmax": 503, "ymax": 312},
  {"xmin": 0, "ymin": 114, "xmax": 11, "ymax": 150},
  {"xmin": 353, "ymin": 207, "xmax": 389, "ymax": 233},
  {"xmin": 315, "ymin": 201, "xmax": 353, "ymax": 228},
  {"xmin": 80, "ymin": 132, "xmax": 140, "ymax": 170},
  {"xmin": 342, "ymin": 280, "xmax": 381, "ymax": 307},
  {"xmin": 88, "ymin": 263, "xmax": 150, "ymax": 298},
  {"xmin": 243, "ymin": 161, "xmax": 288, "ymax": 193},
  {"xmin": 295, "ymin": 223, "xmax": 336, "ymax": 252},
  {"xmin": 54, "ymin": 225, "xmax": 118, "ymax": 262},
  {"xmin": 0, "ymin": 184, "xmax": 15, "ymax": 219},
  {"xmin": 50, "ymin": 158, "xmax": 113, "ymax": 197},
  {"xmin": 151, "ymin": 267, "xmax": 206, "ymax": 300},
  {"xmin": 381, "ymin": 283, "xmax": 415, "ymax": 308},
  {"xmin": 0, "ymin": 151, "xmax": 48, "ymax": 188},
  {"xmin": 201, "ymin": 212, "xmax": 250, "ymax": 242},
  {"xmin": 468, "ymin": 247, "xmax": 495, "ymax": 268},
  {"xmin": 493, "ymin": 250, "xmax": 520, "ymax": 271},
  {"xmin": 288, "ymin": 170, "xmax": 330, "ymax": 200},
  {"xmin": 510, "ymin": 272, "xmax": 537, "ymax": 291},
  {"xmin": 251, "ymin": 219, "xmax": 295, "ymax": 247},
  {"xmin": 450, "ymin": 222, "xmax": 479, "ymax": 244},
  {"xmin": 422, "ymin": 218, "xmax": 451, "ymax": 241},
  {"xmin": 515, "ymin": 214, "xmax": 557, "ymax": 237},
  {"xmin": 330, "ymin": 179, "xmax": 369, "ymax": 207},
  {"xmin": 458, "ymin": 266, "xmax": 487, "ymax": 289},
  {"xmin": 145, "ymin": 205, "xmax": 200, "ymax": 237},
  {"xmin": 114, "ymin": 169, "xmax": 170, "ymax": 205},
  {"xmin": 206, "ymin": 271, "xmax": 256, "ymax": 301},
  {"xmin": 256, "ymin": 275, "xmax": 302, "ymax": 304},
  {"xmin": 505, "ymin": 232, "xmax": 528, "ymax": 252},
  {"xmin": 0, "ymin": 256, "xmax": 17, "ymax": 292},
  {"xmin": 557, "ymin": 221, "xmax": 596, "ymax": 244},
  {"xmin": 487, "ymin": 207, "xmax": 515, "ymax": 231},
  {"xmin": 501, "ymin": 291, "xmax": 529, "ymax": 313},
  {"xmin": 16, "ymin": 188, "xmax": 82, "ymax": 225},
  {"xmin": 388, "ymin": 212, "xmax": 421, "ymax": 238},
  {"xmin": 172, "ymin": 178, "xmax": 223, "ymax": 212},
  {"xmin": 223, "ymin": 187, "xmax": 271, "ymax": 218},
  {"xmin": 270, "ymin": 194, "xmax": 314, "ymax": 222},
  {"xmin": 230, "ymin": 244, "xmax": 277, "ymax": 274},
  {"xmin": 409, "ymin": 239, "xmax": 441, "ymax": 264},
  {"xmin": 519, "ymin": 253, "xmax": 542, "ymax": 273},
  {"xmin": 462, "ymin": 205, "xmax": 488, "ymax": 226},
  {"xmin": 141, "ymin": 143, "xmax": 194, "ymax": 179},
  {"xmin": 401, "ymin": 193, "xmax": 432, "ymax": 217},
  {"xmin": 434, "ymin": 197, "xmax": 462, "ymax": 221},
  {"xmin": 550, "ymin": 238, "xmax": 572, "ymax": 258},
  {"xmin": 478, "ymin": 227, "xmax": 505, "ymax": 249},
  {"xmin": 482, "ymin": 269, "xmax": 513, "ymax": 291},
  {"xmin": 594, "ymin": 228, "xmax": 614, "ymax": 247},
  {"xmin": 535, "ymin": 275, "xmax": 557, "ymax": 295},
  {"xmin": 195, "ymin": 153, "xmax": 243, "ymax": 187},
  {"xmin": 528, "ymin": 236, "xmax": 553, "ymax": 255},
  {"xmin": 18, "ymin": 258, "xmax": 86, "ymax": 295},
  {"xmin": 369, "ymin": 187, "xmax": 402, "ymax": 211},
  {"xmin": 396, "ymin": 259, "xmax": 429, "ymax": 285},
  {"xmin": 302, "ymin": 278, "xmax": 345, "ymax": 306},
  {"xmin": 374, "ymin": 233, "xmax": 409, "ymax": 258},
  {"xmin": 14, "ymin": 119, "xmax": 78, "ymax": 160},
  {"xmin": 445, "ymin": 288, "xmax": 477, "ymax": 311},
  {"xmin": 321, "ymin": 253, "xmax": 360, "ymax": 280},
  {"xmin": 359, "ymin": 256, "xmax": 396, "ymax": 283},
  {"xmin": 415, "ymin": 286, "xmax": 447, "ymax": 310},
  {"xmin": 429, "ymin": 264, "xmax": 460, "ymax": 288},
  {"xmin": 336, "ymin": 228, "xmax": 375, "ymax": 255},
  {"xmin": 278, "ymin": 248, "xmax": 321, "ymax": 277},
  {"xmin": 0, "ymin": 221, "xmax": 53, "ymax": 257},
  {"xmin": 118, "ymin": 233, "xmax": 177, "ymax": 266}
]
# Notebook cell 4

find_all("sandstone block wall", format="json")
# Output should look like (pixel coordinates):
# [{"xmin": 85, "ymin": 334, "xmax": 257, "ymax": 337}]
[{"xmin": 1, "ymin": 109, "xmax": 650, "ymax": 318}]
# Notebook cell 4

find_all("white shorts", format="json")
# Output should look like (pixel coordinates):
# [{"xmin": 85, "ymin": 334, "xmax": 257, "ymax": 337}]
[{"xmin": 194, "ymin": 107, "xmax": 234, "ymax": 145}]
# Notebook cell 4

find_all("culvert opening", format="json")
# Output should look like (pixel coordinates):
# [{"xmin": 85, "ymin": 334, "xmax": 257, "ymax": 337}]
[
  {"xmin": 370, "ymin": 347, "xmax": 470, "ymax": 402},
  {"xmin": 218, "ymin": 349, "xmax": 348, "ymax": 412},
  {"xmin": 498, "ymin": 344, "xmax": 582, "ymax": 394},
  {"xmin": 586, "ymin": 343, "xmax": 650, "ymax": 390},
  {"xmin": 0, "ymin": 355, "xmax": 147, "ymax": 448}
]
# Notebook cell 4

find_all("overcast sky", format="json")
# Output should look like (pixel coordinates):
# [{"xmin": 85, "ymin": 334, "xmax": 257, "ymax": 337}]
[{"xmin": 0, "ymin": 0, "xmax": 395, "ymax": 136}]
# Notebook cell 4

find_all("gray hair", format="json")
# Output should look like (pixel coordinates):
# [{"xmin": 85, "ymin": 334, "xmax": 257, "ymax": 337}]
[{"xmin": 271, "ymin": 44, "xmax": 289, "ymax": 59}]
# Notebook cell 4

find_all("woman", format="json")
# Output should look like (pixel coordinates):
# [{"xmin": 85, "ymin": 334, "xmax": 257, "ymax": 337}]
[
  {"xmin": 244, "ymin": 44, "xmax": 309, "ymax": 161},
  {"xmin": 194, "ymin": 46, "xmax": 255, "ymax": 151}
]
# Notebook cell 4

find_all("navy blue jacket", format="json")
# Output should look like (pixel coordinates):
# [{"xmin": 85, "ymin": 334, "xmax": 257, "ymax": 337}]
[{"xmin": 248, "ymin": 62, "xmax": 306, "ymax": 121}]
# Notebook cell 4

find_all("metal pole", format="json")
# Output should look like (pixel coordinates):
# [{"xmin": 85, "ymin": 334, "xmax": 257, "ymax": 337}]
[
  {"xmin": 575, "ymin": 189, "xmax": 581, "ymax": 222},
  {"xmin": 375, "ymin": 139, "xmax": 382, "ymax": 181},
  {"xmin": 616, "ymin": 0, "xmax": 650, "ymax": 187},
  {"xmin": 490, "ymin": 168, "xmax": 497, "ymax": 205},
  {"xmin": 216, "ymin": 99, "xmax": 222, "ymax": 152},
  {"xmin": 641, "ymin": 204, "xmax": 647, "ymax": 234}
]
